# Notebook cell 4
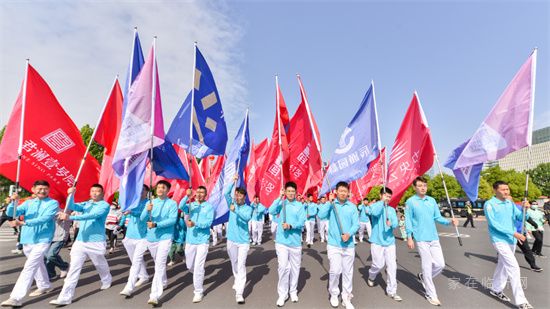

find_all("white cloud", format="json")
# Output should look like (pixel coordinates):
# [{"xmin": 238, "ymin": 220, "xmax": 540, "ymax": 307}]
[{"xmin": 0, "ymin": 0, "xmax": 247, "ymax": 138}]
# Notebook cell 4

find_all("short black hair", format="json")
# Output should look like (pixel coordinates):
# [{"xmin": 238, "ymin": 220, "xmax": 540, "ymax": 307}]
[
  {"xmin": 412, "ymin": 176, "xmax": 428, "ymax": 186},
  {"xmin": 235, "ymin": 187, "xmax": 247, "ymax": 196},
  {"xmin": 197, "ymin": 186, "xmax": 208, "ymax": 194},
  {"xmin": 307, "ymin": 194, "xmax": 313, "ymax": 198},
  {"xmin": 362, "ymin": 197, "xmax": 369, "ymax": 202},
  {"xmin": 285, "ymin": 181, "xmax": 297, "ymax": 190},
  {"xmin": 336, "ymin": 181, "xmax": 349, "ymax": 190},
  {"xmin": 320, "ymin": 196, "xmax": 327, "ymax": 200},
  {"xmin": 33, "ymin": 180, "xmax": 50, "ymax": 187},
  {"xmin": 492, "ymin": 180, "xmax": 509, "ymax": 190},
  {"xmin": 380, "ymin": 187, "xmax": 393, "ymax": 195},
  {"xmin": 143, "ymin": 184, "xmax": 150, "ymax": 192},
  {"xmin": 91, "ymin": 183, "xmax": 104, "ymax": 191},
  {"xmin": 156, "ymin": 180, "xmax": 171, "ymax": 190}
]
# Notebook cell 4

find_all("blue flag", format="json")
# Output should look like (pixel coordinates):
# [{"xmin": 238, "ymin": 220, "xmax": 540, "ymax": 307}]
[
  {"xmin": 167, "ymin": 46, "xmax": 228, "ymax": 158},
  {"xmin": 151, "ymin": 142, "xmax": 189, "ymax": 180},
  {"xmin": 444, "ymin": 140, "xmax": 483, "ymax": 202},
  {"xmin": 320, "ymin": 83, "xmax": 380, "ymax": 195},
  {"xmin": 208, "ymin": 111, "xmax": 250, "ymax": 225},
  {"xmin": 117, "ymin": 29, "xmax": 146, "ymax": 211}
]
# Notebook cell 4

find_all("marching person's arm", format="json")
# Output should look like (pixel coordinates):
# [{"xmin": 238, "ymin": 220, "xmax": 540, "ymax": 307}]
[
  {"xmin": 224, "ymin": 182, "xmax": 235, "ymax": 209},
  {"xmin": 269, "ymin": 195, "xmax": 284, "ymax": 216},
  {"xmin": 24, "ymin": 201, "xmax": 59, "ymax": 226},
  {"xmin": 369, "ymin": 202, "xmax": 384, "ymax": 218},
  {"xmin": 287, "ymin": 203, "xmax": 307, "ymax": 231},
  {"xmin": 65, "ymin": 188, "xmax": 84, "ymax": 212},
  {"xmin": 404, "ymin": 201, "xmax": 415, "ymax": 249},
  {"xmin": 195, "ymin": 204, "xmax": 215, "ymax": 229},
  {"xmin": 235, "ymin": 204, "xmax": 253, "ymax": 221},
  {"xmin": 347, "ymin": 206, "xmax": 360, "ymax": 237},
  {"xmin": 6, "ymin": 196, "xmax": 28, "ymax": 217},
  {"xmin": 156, "ymin": 201, "xmax": 178, "ymax": 228},
  {"xmin": 140, "ymin": 202, "xmax": 153, "ymax": 221},
  {"xmin": 317, "ymin": 201, "xmax": 331, "ymax": 220},
  {"xmin": 433, "ymin": 198, "xmax": 454, "ymax": 226},
  {"xmin": 388, "ymin": 208, "xmax": 399, "ymax": 229},
  {"xmin": 70, "ymin": 203, "xmax": 109, "ymax": 221},
  {"xmin": 484, "ymin": 200, "xmax": 514, "ymax": 237}
]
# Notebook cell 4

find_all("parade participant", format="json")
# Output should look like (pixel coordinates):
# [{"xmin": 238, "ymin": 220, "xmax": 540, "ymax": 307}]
[
  {"xmin": 184, "ymin": 186, "xmax": 214, "ymax": 303},
  {"xmin": 168, "ymin": 205, "xmax": 187, "ymax": 267},
  {"xmin": 250, "ymin": 195, "xmax": 266, "ymax": 245},
  {"xmin": 224, "ymin": 175, "xmax": 253, "ymax": 304},
  {"xmin": 357, "ymin": 198, "xmax": 371, "ymax": 242},
  {"xmin": 1, "ymin": 181, "xmax": 59, "ymax": 307},
  {"xmin": 527, "ymin": 201, "xmax": 545, "ymax": 257},
  {"xmin": 463, "ymin": 201, "xmax": 475, "ymax": 228},
  {"xmin": 318, "ymin": 196, "xmax": 329, "ymax": 243},
  {"xmin": 405, "ymin": 176, "xmax": 458, "ymax": 306},
  {"xmin": 305, "ymin": 194, "xmax": 318, "ymax": 247},
  {"xmin": 45, "ymin": 217, "xmax": 70, "ymax": 280},
  {"xmin": 105, "ymin": 201, "xmax": 122, "ymax": 254},
  {"xmin": 318, "ymin": 182, "xmax": 359, "ymax": 309},
  {"xmin": 270, "ymin": 182, "xmax": 307, "ymax": 307},
  {"xmin": 119, "ymin": 180, "xmax": 177, "ymax": 306},
  {"xmin": 514, "ymin": 204, "xmax": 543, "ymax": 272},
  {"xmin": 485, "ymin": 181, "xmax": 533, "ymax": 309},
  {"xmin": 365, "ymin": 187, "xmax": 402, "ymax": 302},
  {"xmin": 50, "ymin": 184, "xmax": 112, "ymax": 306},
  {"xmin": 118, "ymin": 185, "xmax": 150, "ymax": 289}
]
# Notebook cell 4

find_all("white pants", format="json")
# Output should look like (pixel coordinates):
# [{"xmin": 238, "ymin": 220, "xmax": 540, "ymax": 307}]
[
  {"xmin": 251, "ymin": 221, "xmax": 264, "ymax": 244},
  {"xmin": 416, "ymin": 240, "xmax": 445, "ymax": 299},
  {"xmin": 305, "ymin": 220, "xmax": 315, "ymax": 244},
  {"xmin": 185, "ymin": 243, "xmax": 209, "ymax": 295},
  {"xmin": 10, "ymin": 243, "xmax": 51, "ymax": 301},
  {"xmin": 211, "ymin": 225, "xmax": 223, "ymax": 244},
  {"xmin": 327, "ymin": 245, "xmax": 354, "ymax": 299},
  {"xmin": 271, "ymin": 221, "xmax": 278, "ymax": 236},
  {"xmin": 57, "ymin": 241, "xmax": 111, "ymax": 301},
  {"xmin": 122, "ymin": 238, "xmax": 149, "ymax": 280},
  {"xmin": 275, "ymin": 243, "xmax": 302, "ymax": 298},
  {"xmin": 492, "ymin": 242, "xmax": 528, "ymax": 305},
  {"xmin": 227, "ymin": 240, "xmax": 249, "ymax": 295},
  {"xmin": 358, "ymin": 222, "xmax": 371, "ymax": 241},
  {"xmin": 368, "ymin": 243, "xmax": 397, "ymax": 295},
  {"xmin": 319, "ymin": 220, "xmax": 329, "ymax": 242},
  {"xmin": 124, "ymin": 239, "xmax": 171, "ymax": 300}
]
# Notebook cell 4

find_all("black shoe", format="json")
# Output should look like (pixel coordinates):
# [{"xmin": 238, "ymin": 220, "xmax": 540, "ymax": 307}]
[
  {"xmin": 531, "ymin": 266, "xmax": 543, "ymax": 272},
  {"xmin": 490, "ymin": 290, "xmax": 511, "ymax": 302},
  {"xmin": 536, "ymin": 254, "xmax": 546, "ymax": 258}
]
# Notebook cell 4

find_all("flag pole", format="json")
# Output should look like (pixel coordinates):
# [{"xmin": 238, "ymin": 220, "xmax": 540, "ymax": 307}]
[
  {"xmin": 12, "ymin": 59, "xmax": 30, "ymax": 219},
  {"xmin": 434, "ymin": 153, "xmax": 463, "ymax": 246},
  {"xmin": 371, "ymin": 80, "xmax": 389, "ymax": 218},
  {"xmin": 188, "ymin": 42, "xmax": 197, "ymax": 190},
  {"xmin": 148, "ymin": 37, "xmax": 158, "ymax": 221},
  {"xmin": 275, "ymin": 75, "xmax": 286, "ymax": 223},
  {"xmin": 522, "ymin": 48, "xmax": 537, "ymax": 235}
]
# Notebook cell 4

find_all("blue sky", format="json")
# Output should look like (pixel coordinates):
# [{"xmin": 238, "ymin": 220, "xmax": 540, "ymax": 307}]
[{"xmin": 1, "ymin": 0, "xmax": 549, "ymax": 169}]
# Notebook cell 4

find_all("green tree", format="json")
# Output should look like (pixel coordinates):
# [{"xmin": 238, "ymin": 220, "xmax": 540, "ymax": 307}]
[
  {"xmin": 79, "ymin": 124, "xmax": 104, "ymax": 163},
  {"xmin": 427, "ymin": 173, "xmax": 465, "ymax": 201},
  {"xmin": 477, "ymin": 177, "xmax": 493, "ymax": 200},
  {"xmin": 528, "ymin": 163, "xmax": 550, "ymax": 196},
  {"xmin": 481, "ymin": 166, "xmax": 541, "ymax": 201}
]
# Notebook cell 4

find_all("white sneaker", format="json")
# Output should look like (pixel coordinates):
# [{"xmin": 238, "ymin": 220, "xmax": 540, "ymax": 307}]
[
  {"xmin": 147, "ymin": 298, "xmax": 158, "ymax": 305},
  {"xmin": 120, "ymin": 288, "xmax": 133, "ymax": 297},
  {"xmin": 49, "ymin": 299, "xmax": 71, "ymax": 306},
  {"xmin": 236, "ymin": 294, "xmax": 245, "ymax": 304},
  {"xmin": 100, "ymin": 283, "xmax": 111, "ymax": 290},
  {"xmin": 290, "ymin": 293, "xmax": 298, "ymax": 302},
  {"xmin": 135, "ymin": 278, "xmax": 149, "ymax": 287},
  {"xmin": 167, "ymin": 261, "xmax": 175, "ymax": 267},
  {"xmin": 425, "ymin": 295, "xmax": 441, "ymax": 306},
  {"xmin": 10, "ymin": 249, "xmax": 22, "ymax": 255},
  {"xmin": 389, "ymin": 294, "xmax": 403, "ymax": 302},
  {"xmin": 59, "ymin": 270, "xmax": 68, "ymax": 278},
  {"xmin": 29, "ymin": 288, "xmax": 52, "ymax": 297},
  {"xmin": 192, "ymin": 293, "xmax": 203, "ymax": 303},
  {"xmin": 367, "ymin": 278, "xmax": 375, "ymax": 287},
  {"xmin": 1, "ymin": 299, "xmax": 22, "ymax": 307},
  {"xmin": 342, "ymin": 298, "xmax": 355, "ymax": 309},
  {"xmin": 276, "ymin": 296, "xmax": 288, "ymax": 307},
  {"xmin": 330, "ymin": 295, "xmax": 339, "ymax": 307}
]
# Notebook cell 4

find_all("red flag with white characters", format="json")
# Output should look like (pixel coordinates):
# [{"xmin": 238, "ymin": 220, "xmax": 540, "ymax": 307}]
[
  {"xmin": 354, "ymin": 147, "xmax": 386, "ymax": 198},
  {"xmin": 0, "ymin": 64, "xmax": 100, "ymax": 203},
  {"xmin": 386, "ymin": 93, "xmax": 435, "ymax": 207}
]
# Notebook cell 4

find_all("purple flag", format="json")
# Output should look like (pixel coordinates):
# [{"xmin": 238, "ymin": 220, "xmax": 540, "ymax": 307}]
[{"xmin": 453, "ymin": 50, "xmax": 537, "ymax": 169}]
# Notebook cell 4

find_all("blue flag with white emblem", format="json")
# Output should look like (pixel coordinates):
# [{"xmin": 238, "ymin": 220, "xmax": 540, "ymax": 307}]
[
  {"xmin": 208, "ymin": 111, "xmax": 250, "ymax": 225},
  {"xmin": 444, "ymin": 140, "xmax": 483, "ymax": 202},
  {"xmin": 166, "ymin": 46, "xmax": 228, "ymax": 158},
  {"xmin": 320, "ymin": 82, "xmax": 380, "ymax": 195}
]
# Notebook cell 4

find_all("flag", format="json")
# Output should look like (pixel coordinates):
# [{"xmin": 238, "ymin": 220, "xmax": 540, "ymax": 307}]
[
  {"xmin": 122, "ymin": 28, "xmax": 145, "ymax": 117},
  {"xmin": 254, "ymin": 138, "xmax": 269, "ymax": 166},
  {"xmin": 206, "ymin": 155, "xmax": 226, "ymax": 194},
  {"xmin": 176, "ymin": 145, "xmax": 206, "ymax": 190},
  {"xmin": 288, "ymin": 76, "xmax": 323, "ymax": 194},
  {"xmin": 113, "ymin": 42, "xmax": 165, "ymax": 211},
  {"xmin": 320, "ymin": 82, "xmax": 380, "ymax": 195},
  {"xmin": 166, "ymin": 45, "xmax": 228, "ymax": 158},
  {"xmin": 151, "ymin": 142, "xmax": 189, "ymax": 180},
  {"xmin": 445, "ymin": 50, "xmax": 537, "ymax": 201},
  {"xmin": 257, "ymin": 79, "xmax": 290, "ymax": 206},
  {"xmin": 387, "ymin": 92, "xmax": 435, "ymax": 207},
  {"xmin": 200, "ymin": 156, "xmax": 212, "ymax": 183},
  {"xmin": 208, "ymin": 111, "xmax": 250, "ymax": 225},
  {"xmin": 94, "ymin": 79, "xmax": 123, "ymax": 202},
  {"xmin": 0, "ymin": 64, "xmax": 100, "ymax": 203},
  {"xmin": 355, "ymin": 147, "xmax": 386, "ymax": 197}
]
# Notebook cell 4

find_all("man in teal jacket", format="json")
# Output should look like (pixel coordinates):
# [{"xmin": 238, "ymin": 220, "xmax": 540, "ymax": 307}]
[
  {"xmin": 2, "ymin": 180, "xmax": 59, "ymax": 307},
  {"xmin": 318, "ymin": 182, "xmax": 359, "ymax": 309},
  {"xmin": 250, "ymin": 195, "xmax": 266, "ymax": 245}
]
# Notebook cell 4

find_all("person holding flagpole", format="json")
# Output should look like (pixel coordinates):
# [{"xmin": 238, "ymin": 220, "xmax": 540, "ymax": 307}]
[
  {"xmin": 1, "ymin": 181, "xmax": 59, "ymax": 307},
  {"xmin": 304, "ymin": 194, "xmax": 318, "ymax": 247},
  {"xmin": 184, "ymin": 185, "xmax": 214, "ymax": 303},
  {"xmin": 224, "ymin": 174, "xmax": 253, "ymax": 304},
  {"xmin": 318, "ymin": 181, "xmax": 359, "ymax": 309},
  {"xmin": 250, "ymin": 195, "xmax": 266, "ymax": 245},
  {"xmin": 357, "ymin": 198, "xmax": 372, "ymax": 242},
  {"xmin": 405, "ymin": 176, "xmax": 458, "ymax": 306},
  {"xmin": 365, "ymin": 187, "xmax": 402, "ymax": 302},
  {"xmin": 485, "ymin": 181, "xmax": 533, "ymax": 309},
  {"xmin": 50, "ymin": 184, "xmax": 112, "ymax": 306},
  {"xmin": 318, "ymin": 195, "xmax": 329, "ymax": 243},
  {"xmin": 119, "ymin": 180, "xmax": 177, "ymax": 306},
  {"xmin": 270, "ymin": 181, "xmax": 307, "ymax": 307}
]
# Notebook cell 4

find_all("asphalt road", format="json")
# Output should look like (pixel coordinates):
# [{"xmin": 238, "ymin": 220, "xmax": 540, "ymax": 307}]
[{"xmin": 0, "ymin": 219, "xmax": 549, "ymax": 308}]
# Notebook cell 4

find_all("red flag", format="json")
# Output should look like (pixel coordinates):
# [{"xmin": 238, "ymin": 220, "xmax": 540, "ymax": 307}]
[
  {"xmin": 199, "ymin": 156, "xmax": 212, "ymax": 184},
  {"xmin": 0, "ymin": 64, "xmax": 100, "ymax": 203},
  {"xmin": 245, "ymin": 140, "xmax": 258, "ymax": 198},
  {"xmin": 387, "ymin": 93, "xmax": 435, "ymax": 207},
  {"xmin": 355, "ymin": 147, "xmax": 386, "ymax": 197},
  {"xmin": 94, "ymin": 79, "xmax": 123, "ymax": 202},
  {"xmin": 254, "ymin": 138, "xmax": 269, "ymax": 167},
  {"xmin": 206, "ymin": 155, "xmax": 225, "ymax": 194},
  {"xmin": 175, "ymin": 145, "xmax": 205, "ymax": 190}
]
